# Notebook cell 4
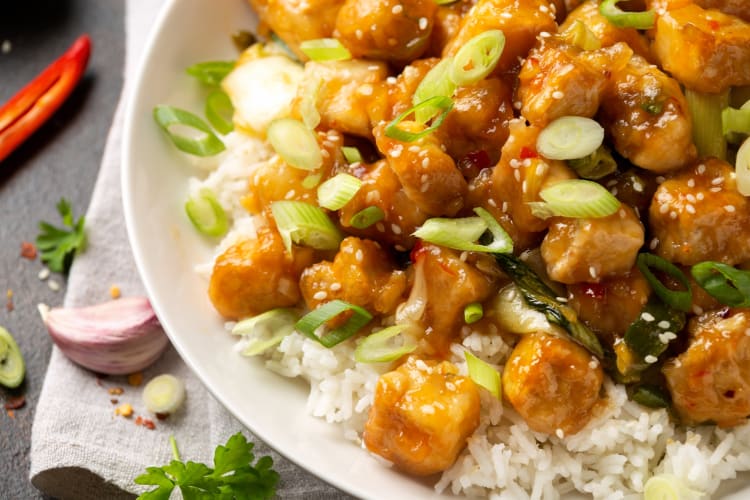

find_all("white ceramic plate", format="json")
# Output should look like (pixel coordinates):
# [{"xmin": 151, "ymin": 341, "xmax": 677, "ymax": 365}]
[
  {"xmin": 122, "ymin": 0, "xmax": 750, "ymax": 498},
  {"xmin": 121, "ymin": 0, "xmax": 441, "ymax": 498}
]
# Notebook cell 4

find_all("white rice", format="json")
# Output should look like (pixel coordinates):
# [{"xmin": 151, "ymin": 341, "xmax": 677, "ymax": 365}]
[{"xmin": 192, "ymin": 132, "xmax": 750, "ymax": 499}]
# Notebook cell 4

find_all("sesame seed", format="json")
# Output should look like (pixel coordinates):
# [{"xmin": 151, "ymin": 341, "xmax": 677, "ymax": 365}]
[
  {"xmin": 710, "ymin": 187, "xmax": 722, "ymax": 192},
  {"xmin": 284, "ymin": 189, "xmax": 296, "ymax": 200},
  {"xmin": 540, "ymin": 4, "xmax": 549, "ymax": 11},
  {"xmin": 644, "ymin": 355, "xmax": 658, "ymax": 364},
  {"xmin": 686, "ymin": 204, "xmax": 695, "ymax": 214},
  {"xmin": 386, "ymin": 76, "xmax": 396, "ymax": 85},
  {"xmin": 658, "ymin": 320, "xmax": 670, "ymax": 329},
  {"xmin": 589, "ymin": 266, "xmax": 597, "ymax": 279},
  {"xmin": 712, "ymin": 177, "xmax": 724, "ymax": 185},
  {"xmin": 510, "ymin": 159, "xmax": 521, "ymax": 168},
  {"xmin": 697, "ymin": 164, "xmax": 706, "ymax": 174},
  {"xmin": 501, "ymin": 12, "xmax": 512, "ymax": 18},
  {"xmin": 408, "ymin": 145, "xmax": 420, "ymax": 153},
  {"xmin": 669, "ymin": 211, "xmax": 678, "ymax": 219},
  {"xmin": 687, "ymin": 178, "xmax": 695, "ymax": 188},
  {"xmin": 358, "ymin": 83, "xmax": 373, "ymax": 96},
  {"xmin": 633, "ymin": 181, "xmax": 644, "ymax": 193},
  {"xmin": 514, "ymin": 169, "xmax": 521, "ymax": 182},
  {"xmin": 724, "ymin": 205, "xmax": 736, "ymax": 213},
  {"xmin": 375, "ymin": 222, "xmax": 385, "ymax": 233},
  {"xmin": 650, "ymin": 237, "xmax": 659, "ymax": 250},
  {"xmin": 330, "ymin": 282, "xmax": 342, "ymax": 291},
  {"xmin": 522, "ymin": 158, "xmax": 532, "ymax": 168},
  {"xmin": 392, "ymin": 4, "xmax": 403, "ymax": 13},
  {"xmin": 535, "ymin": 163, "xmax": 545, "ymax": 176},
  {"xmin": 539, "ymin": 31, "xmax": 551, "ymax": 38},
  {"xmin": 422, "ymin": 157, "xmax": 430, "ymax": 168},
  {"xmin": 641, "ymin": 312, "xmax": 655, "ymax": 322},
  {"xmin": 418, "ymin": 17, "xmax": 428, "ymax": 30},
  {"xmin": 313, "ymin": 291, "xmax": 328, "ymax": 301},
  {"xmin": 659, "ymin": 203, "xmax": 669, "ymax": 214},
  {"xmin": 501, "ymin": 201, "xmax": 509, "ymax": 213},
  {"xmin": 552, "ymin": 90, "xmax": 564, "ymax": 99},
  {"xmin": 610, "ymin": 187, "xmax": 618, "ymax": 196},
  {"xmin": 692, "ymin": 305, "xmax": 704, "ymax": 315},
  {"xmin": 395, "ymin": 245, "xmax": 406, "ymax": 251},
  {"xmin": 513, "ymin": 101, "xmax": 522, "ymax": 110},
  {"xmin": 1, "ymin": 40, "xmax": 11, "ymax": 54},
  {"xmin": 355, "ymin": 249, "xmax": 364, "ymax": 261},
  {"xmin": 588, "ymin": 359, "xmax": 598, "ymax": 369},
  {"xmin": 656, "ymin": 176, "xmax": 666, "ymax": 184},
  {"xmin": 48, "ymin": 280, "xmax": 60, "ymax": 292},
  {"xmin": 555, "ymin": 428, "xmax": 565, "ymax": 439},
  {"xmin": 38, "ymin": 268, "xmax": 50, "ymax": 280},
  {"xmin": 522, "ymin": 180, "xmax": 528, "ymax": 193},
  {"xmin": 696, "ymin": 192, "xmax": 705, "ymax": 201},
  {"xmin": 686, "ymin": 194, "xmax": 696, "ymax": 203},
  {"xmin": 390, "ymin": 149, "xmax": 402, "ymax": 158},
  {"xmin": 391, "ymin": 224, "xmax": 402, "ymax": 234}
]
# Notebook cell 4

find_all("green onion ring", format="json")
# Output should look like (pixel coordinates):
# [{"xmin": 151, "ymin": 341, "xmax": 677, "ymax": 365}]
[
  {"xmin": 384, "ymin": 96, "xmax": 454, "ymax": 142},
  {"xmin": 598, "ymin": 0, "xmax": 655, "ymax": 29},
  {"xmin": 636, "ymin": 253, "xmax": 692, "ymax": 312},
  {"xmin": 691, "ymin": 261, "xmax": 750, "ymax": 307},
  {"xmin": 296, "ymin": 300, "xmax": 373, "ymax": 347},
  {"xmin": 354, "ymin": 325, "xmax": 417, "ymax": 363},
  {"xmin": 184, "ymin": 188, "xmax": 229, "ymax": 237},
  {"xmin": 204, "ymin": 90, "xmax": 234, "ymax": 135},
  {"xmin": 153, "ymin": 105, "xmax": 226, "ymax": 157},
  {"xmin": 450, "ymin": 30, "xmax": 505, "ymax": 87},
  {"xmin": 350, "ymin": 206, "xmax": 385, "ymax": 229}
]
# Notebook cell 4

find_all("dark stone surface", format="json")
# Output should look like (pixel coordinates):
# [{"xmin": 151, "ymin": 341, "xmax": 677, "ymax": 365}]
[{"xmin": 0, "ymin": 1, "xmax": 125, "ymax": 497}]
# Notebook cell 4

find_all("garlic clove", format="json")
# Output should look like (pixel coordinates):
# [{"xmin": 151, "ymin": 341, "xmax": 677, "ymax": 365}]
[{"xmin": 40, "ymin": 296, "xmax": 170, "ymax": 375}]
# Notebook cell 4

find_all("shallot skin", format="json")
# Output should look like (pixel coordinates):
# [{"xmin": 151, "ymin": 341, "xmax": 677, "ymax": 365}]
[{"xmin": 41, "ymin": 296, "xmax": 169, "ymax": 375}]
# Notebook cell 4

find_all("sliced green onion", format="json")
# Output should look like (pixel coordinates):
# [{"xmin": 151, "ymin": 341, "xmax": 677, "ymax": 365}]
[
  {"xmin": 266, "ymin": 118, "xmax": 323, "ymax": 171},
  {"xmin": 567, "ymin": 145, "xmax": 618, "ymax": 180},
  {"xmin": 299, "ymin": 38, "xmax": 352, "ymax": 61},
  {"xmin": 464, "ymin": 351, "xmax": 501, "ymax": 399},
  {"xmin": 722, "ymin": 105, "xmax": 750, "ymax": 144},
  {"xmin": 624, "ymin": 298, "xmax": 686, "ymax": 360},
  {"xmin": 296, "ymin": 299, "xmax": 373, "ymax": 347},
  {"xmin": 205, "ymin": 90, "xmax": 234, "ymax": 135},
  {"xmin": 737, "ymin": 136, "xmax": 750, "ymax": 196},
  {"xmin": 270, "ymin": 201, "xmax": 343, "ymax": 253},
  {"xmin": 413, "ymin": 58, "xmax": 457, "ymax": 123},
  {"xmin": 435, "ymin": 0, "xmax": 458, "ymax": 4},
  {"xmin": 341, "ymin": 146, "xmax": 363, "ymax": 164},
  {"xmin": 298, "ymin": 77, "xmax": 322, "ymax": 130},
  {"xmin": 561, "ymin": 20, "xmax": 601, "ymax": 51},
  {"xmin": 535, "ymin": 179, "xmax": 620, "ymax": 218},
  {"xmin": 691, "ymin": 261, "xmax": 750, "ymax": 307},
  {"xmin": 412, "ymin": 208, "xmax": 513, "ymax": 254},
  {"xmin": 317, "ymin": 173, "xmax": 363, "ymax": 210},
  {"xmin": 644, "ymin": 474, "xmax": 702, "ymax": 500},
  {"xmin": 630, "ymin": 385, "xmax": 670, "ymax": 409},
  {"xmin": 302, "ymin": 172, "xmax": 322, "ymax": 189},
  {"xmin": 0, "ymin": 326, "xmax": 25, "ymax": 389},
  {"xmin": 495, "ymin": 253, "xmax": 605, "ymax": 359},
  {"xmin": 464, "ymin": 302, "xmax": 483, "ymax": 324},
  {"xmin": 142, "ymin": 374, "xmax": 186, "ymax": 415},
  {"xmin": 450, "ymin": 30, "xmax": 505, "ymax": 87},
  {"xmin": 537, "ymin": 116, "xmax": 604, "ymax": 160},
  {"xmin": 384, "ymin": 96, "xmax": 454, "ymax": 142},
  {"xmin": 350, "ymin": 206, "xmax": 385, "ymax": 229},
  {"xmin": 153, "ymin": 105, "xmax": 225, "ymax": 157},
  {"xmin": 685, "ymin": 88, "xmax": 728, "ymax": 161},
  {"xmin": 185, "ymin": 60, "xmax": 235, "ymax": 86},
  {"xmin": 636, "ymin": 253, "xmax": 692, "ymax": 312},
  {"xmin": 354, "ymin": 325, "xmax": 417, "ymax": 363},
  {"xmin": 232, "ymin": 308, "xmax": 298, "ymax": 356},
  {"xmin": 598, "ymin": 0, "xmax": 655, "ymax": 29},
  {"xmin": 185, "ymin": 188, "xmax": 229, "ymax": 237}
]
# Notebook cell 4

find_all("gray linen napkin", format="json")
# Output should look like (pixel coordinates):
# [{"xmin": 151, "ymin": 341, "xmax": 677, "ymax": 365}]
[{"xmin": 29, "ymin": 1, "xmax": 350, "ymax": 498}]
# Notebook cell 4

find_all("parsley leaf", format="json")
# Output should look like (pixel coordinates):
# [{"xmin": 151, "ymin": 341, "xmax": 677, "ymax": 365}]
[
  {"xmin": 36, "ymin": 198, "xmax": 86, "ymax": 274},
  {"xmin": 134, "ymin": 433, "xmax": 279, "ymax": 500}
]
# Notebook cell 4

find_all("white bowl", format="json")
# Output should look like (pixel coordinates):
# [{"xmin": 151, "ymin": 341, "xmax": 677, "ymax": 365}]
[
  {"xmin": 121, "ymin": 0, "xmax": 441, "ymax": 498},
  {"xmin": 122, "ymin": 0, "xmax": 750, "ymax": 498}
]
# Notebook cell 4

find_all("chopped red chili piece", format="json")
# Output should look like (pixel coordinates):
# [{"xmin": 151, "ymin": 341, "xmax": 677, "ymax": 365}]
[
  {"xmin": 4, "ymin": 395, "xmax": 26, "ymax": 410},
  {"xmin": 519, "ymin": 146, "xmax": 538, "ymax": 159},
  {"xmin": 20, "ymin": 241, "xmax": 37, "ymax": 260},
  {"xmin": 708, "ymin": 19, "xmax": 719, "ymax": 30}
]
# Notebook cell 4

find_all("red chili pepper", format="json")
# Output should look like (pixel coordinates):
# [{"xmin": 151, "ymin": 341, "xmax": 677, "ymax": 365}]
[
  {"xmin": 519, "ymin": 146, "xmax": 538, "ymax": 160},
  {"xmin": 0, "ymin": 35, "xmax": 91, "ymax": 162}
]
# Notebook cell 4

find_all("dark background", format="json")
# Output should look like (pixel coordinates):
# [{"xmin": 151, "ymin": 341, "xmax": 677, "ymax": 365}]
[{"xmin": 0, "ymin": 0, "xmax": 125, "ymax": 497}]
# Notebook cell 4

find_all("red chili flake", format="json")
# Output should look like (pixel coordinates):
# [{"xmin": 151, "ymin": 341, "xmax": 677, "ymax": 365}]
[
  {"xmin": 20, "ymin": 241, "xmax": 37, "ymax": 260},
  {"xmin": 108, "ymin": 387, "xmax": 124, "ymax": 395},
  {"xmin": 4, "ymin": 395, "xmax": 26, "ymax": 410},
  {"xmin": 527, "ymin": 56, "xmax": 539, "ymax": 66},
  {"xmin": 410, "ymin": 240, "xmax": 426, "ymax": 263},
  {"xmin": 708, "ymin": 19, "xmax": 720, "ymax": 30},
  {"xmin": 6, "ymin": 410, "xmax": 15, "ymax": 419},
  {"xmin": 581, "ymin": 283, "xmax": 606, "ymax": 300},
  {"xmin": 155, "ymin": 412, "xmax": 170, "ymax": 420},
  {"xmin": 5, "ymin": 299, "xmax": 13, "ymax": 312},
  {"xmin": 135, "ymin": 415, "xmax": 143, "ymax": 426},
  {"xmin": 110, "ymin": 399, "xmax": 119, "ymax": 405},
  {"xmin": 519, "ymin": 146, "xmax": 538, "ymax": 160},
  {"xmin": 142, "ymin": 418, "xmax": 156, "ymax": 430}
]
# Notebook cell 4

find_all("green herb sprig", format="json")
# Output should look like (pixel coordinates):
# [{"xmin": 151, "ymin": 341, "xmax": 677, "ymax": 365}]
[
  {"xmin": 135, "ymin": 432, "xmax": 279, "ymax": 500},
  {"xmin": 36, "ymin": 198, "xmax": 86, "ymax": 274}
]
